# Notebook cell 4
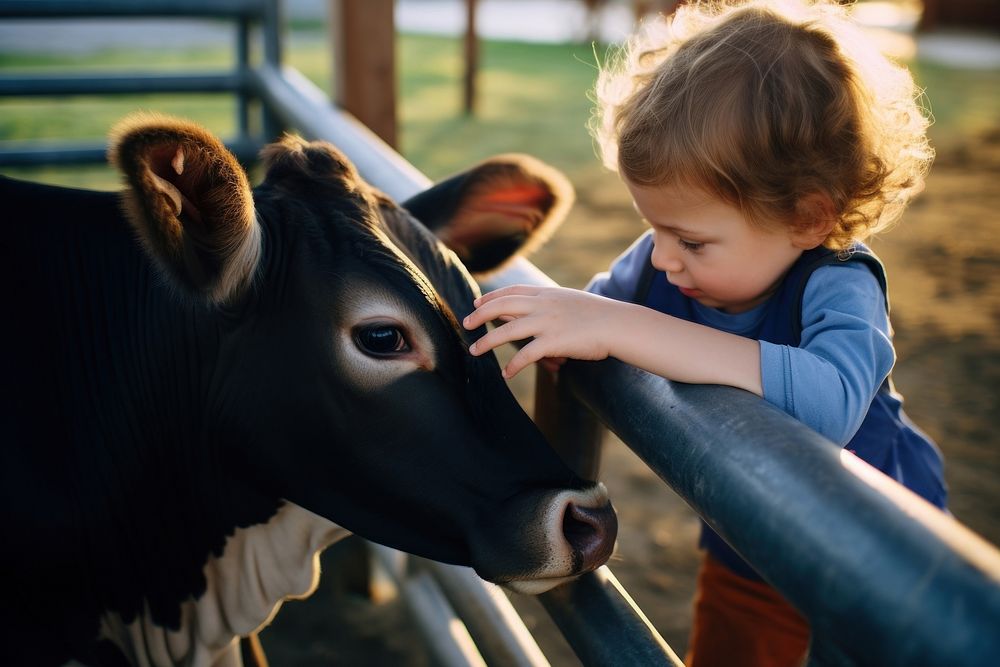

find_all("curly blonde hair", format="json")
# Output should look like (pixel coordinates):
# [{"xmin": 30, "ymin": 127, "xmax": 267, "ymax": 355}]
[{"xmin": 590, "ymin": 0, "xmax": 933, "ymax": 249}]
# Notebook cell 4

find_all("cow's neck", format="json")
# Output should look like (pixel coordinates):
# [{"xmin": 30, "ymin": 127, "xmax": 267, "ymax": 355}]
[
  {"xmin": 63, "ymin": 282, "xmax": 295, "ymax": 633},
  {"xmin": 97, "ymin": 503, "xmax": 350, "ymax": 667},
  {"xmin": 14, "ymin": 184, "xmax": 287, "ymax": 637}
]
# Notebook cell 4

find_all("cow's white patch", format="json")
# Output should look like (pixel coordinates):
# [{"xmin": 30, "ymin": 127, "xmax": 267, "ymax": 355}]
[{"xmin": 97, "ymin": 502, "xmax": 348, "ymax": 667}]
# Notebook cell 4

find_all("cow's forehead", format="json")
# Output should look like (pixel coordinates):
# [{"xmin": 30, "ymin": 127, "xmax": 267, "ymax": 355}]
[
  {"xmin": 252, "ymin": 179, "xmax": 474, "ymax": 345},
  {"xmin": 374, "ymin": 201, "xmax": 482, "ymax": 326},
  {"xmin": 349, "ymin": 224, "xmax": 450, "ymax": 322}
]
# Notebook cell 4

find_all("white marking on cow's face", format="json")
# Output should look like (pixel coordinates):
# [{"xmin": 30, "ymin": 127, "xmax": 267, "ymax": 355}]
[
  {"xmin": 96, "ymin": 503, "xmax": 349, "ymax": 667},
  {"xmin": 334, "ymin": 279, "xmax": 443, "ymax": 392}
]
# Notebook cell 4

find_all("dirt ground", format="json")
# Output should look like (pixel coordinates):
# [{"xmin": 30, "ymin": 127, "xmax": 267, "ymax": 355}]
[{"xmin": 259, "ymin": 125, "xmax": 1000, "ymax": 665}]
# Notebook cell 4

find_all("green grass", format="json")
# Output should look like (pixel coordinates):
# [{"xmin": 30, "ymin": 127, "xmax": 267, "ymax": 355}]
[
  {"xmin": 910, "ymin": 60, "xmax": 1000, "ymax": 147},
  {"xmin": 0, "ymin": 33, "xmax": 607, "ymax": 190},
  {"xmin": 399, "ymin": 36, "xmax": 604, "ymax": 178},
  {"xmin": 1, "ymin": 31, "xmax": 997, "ymax": 191}
]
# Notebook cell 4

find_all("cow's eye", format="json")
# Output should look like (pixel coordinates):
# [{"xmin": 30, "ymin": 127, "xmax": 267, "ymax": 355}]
[{"xmin": 355, "ymin": 324, "xmax": 410, "ymax": 357}]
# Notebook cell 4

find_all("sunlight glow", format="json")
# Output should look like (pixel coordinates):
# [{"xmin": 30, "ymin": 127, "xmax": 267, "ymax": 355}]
[
  {"xmin": 839, "ymin": 449, "xmax": 1000, "ymax": 584},
  {"xmin": 850, "ymin": 1, "xmax": 921, "ymax": 60}
]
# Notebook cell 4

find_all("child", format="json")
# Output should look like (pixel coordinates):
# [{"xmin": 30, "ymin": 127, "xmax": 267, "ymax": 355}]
[{"xmin": 463, "ymin": 1, "xmax": 947, "ymax": 665}]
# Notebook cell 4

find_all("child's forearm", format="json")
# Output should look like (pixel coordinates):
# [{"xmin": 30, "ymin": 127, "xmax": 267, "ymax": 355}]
[
  {"xmin": 464, "ymin": 286, "xmax": 763, "ymax": 392},
  {"xmin": 606, "ymin": 302, "xmax": 763, "ymax": 396}
]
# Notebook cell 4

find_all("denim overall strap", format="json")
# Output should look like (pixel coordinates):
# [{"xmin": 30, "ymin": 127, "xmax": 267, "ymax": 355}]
[{"xmin": 632, "ymin": 243, "xmax": 945, "ymax": 581}]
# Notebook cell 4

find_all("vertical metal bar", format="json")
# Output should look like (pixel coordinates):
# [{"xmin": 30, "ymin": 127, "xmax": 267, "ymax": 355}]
[
  {"xmin": 260, "ymin": 0, "xmax": 283, "ymax": 142},
  {"xmin": 236, "ymin": 15, "xmax": 252, "ymax": 141},
  {"xmin": 261, "ymin": 0, "xmax": 282, "ymax": 67}
]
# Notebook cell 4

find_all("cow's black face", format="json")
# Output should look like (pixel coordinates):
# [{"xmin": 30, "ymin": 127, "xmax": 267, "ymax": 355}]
[{"xmin": 110, "ymin": 117, "xmax": 616, "ymax": 593}]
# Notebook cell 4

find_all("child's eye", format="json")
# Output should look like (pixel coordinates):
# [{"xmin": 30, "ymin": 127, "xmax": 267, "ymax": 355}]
[{"xmin": 678, "ymin": 238, "xmax": 705, "ymax": 252}]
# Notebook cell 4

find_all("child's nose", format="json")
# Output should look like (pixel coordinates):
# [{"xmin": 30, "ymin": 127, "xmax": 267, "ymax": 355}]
[{"xmin": 652, "ymin": 242, "xmax": 683, "ymax": 273}]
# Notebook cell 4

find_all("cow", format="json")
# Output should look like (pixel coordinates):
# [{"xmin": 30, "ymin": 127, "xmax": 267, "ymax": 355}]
[{"xmin": 0, "ymin": 113, "xmax": 617, "ymax": 667}]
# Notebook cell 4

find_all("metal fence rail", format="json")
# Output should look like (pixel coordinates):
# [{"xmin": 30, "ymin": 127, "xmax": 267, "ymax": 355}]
[
  {"xmin": 482, "ymin": 262, "xmax": 1000, "ymax": 667},
  {"xmin": 0, "ymin": 0, "xmax": 281, "ymax": 166},
  {"xmin": 0, "ymin": 0, "xmax": 269, "ymax": 20},
  {"xmin": 5, "ymin": 2, "xmax": 1000, "ymax": 665},
  {"xmin": 567, "ymin": 361, "xmax": 1000, "ymax": 666}
]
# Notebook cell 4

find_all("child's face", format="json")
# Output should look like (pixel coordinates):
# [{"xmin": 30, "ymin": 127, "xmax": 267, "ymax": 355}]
[{"xmin": 626, "ymin": 180, "xmax": 806, "ymax": 314}]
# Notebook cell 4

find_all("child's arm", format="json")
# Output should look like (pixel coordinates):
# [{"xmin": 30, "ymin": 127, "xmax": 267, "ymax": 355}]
[
  {"xmin": 758, "ymin": 263, "xmax": 894, "ymax": 445},
  {"xmin": 464, "ymin": 284, "xmax": 763, "ymax": 395}
]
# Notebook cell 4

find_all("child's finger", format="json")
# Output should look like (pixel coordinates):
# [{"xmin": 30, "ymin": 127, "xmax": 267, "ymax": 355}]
[
  {"xmin": 463, "ymin": 308, "xmax": 486, "ymax": 331},
  {"xmin": 463, "ymin": 295, "xmax": 533, "ymax": 330},
  {"xmin": 463, "ymin": 303, "xmax": 498, "ymax": 331},
  {"xmin": 468, "ymin": 317, "xmax": 533, "ymax": 356},
  {"xmin": 473, "ymin": 284, "xmax": 542, "ymax": 308},
  {"xmin": 503, "ymin": 340, "xmax": 546, "ymax": 378}
]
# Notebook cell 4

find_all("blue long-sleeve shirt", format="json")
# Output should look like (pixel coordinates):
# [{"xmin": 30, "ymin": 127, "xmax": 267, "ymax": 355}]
[{"xmin": 585, "ymin": 231, "xmax": 895, "ymax": 446}]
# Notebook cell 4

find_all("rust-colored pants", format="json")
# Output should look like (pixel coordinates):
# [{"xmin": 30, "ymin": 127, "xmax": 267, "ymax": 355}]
[{"xmin": 685, "ymin": 553, "xmax": 810, "ymax": 667}]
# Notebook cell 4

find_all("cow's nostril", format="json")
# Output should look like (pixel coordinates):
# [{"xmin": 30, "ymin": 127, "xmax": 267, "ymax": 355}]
[{"xmin": 562, "ymin": 501, "xmax": 617, "ymax": 573}]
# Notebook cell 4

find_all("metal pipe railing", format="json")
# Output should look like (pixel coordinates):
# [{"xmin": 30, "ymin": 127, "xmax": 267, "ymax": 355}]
[
  {"xmin": 236, "ymin": 15, "xmax": 252, "ymax": 138},
  {"xmin": 413, "ymin": 557, "xmax": 551, "ymax": 667},
  {"xmin": 480, "ymin": 256, "xmax": 1000, "ymax": 667},
  {"xmin": 560, "ymin": 361, "xmax": 1000, "ymax": 666},
  {"xmin": 0, "ymin": 136, "xmax": 261, "ymax": 167},
  {"xmin": 476, "ymin": 260, "xmax": 1000, "ymax": 667},
  {"xmin": 0, "ymin": 0, "xmax": 271, "ymax": 169},
  {"xmin": 249, "ymin": 63, "xmax": 431, "ymax": 196},
  {"xmin": 369, "ymin": 544, "xmax": 488, "ymax": 667},
  {"xmin": 0, "ymin": 0, "xmax": 269, "ymax": 19},
  {"xmin": 539, "ymin": 566, "xmax": 683, "ymax": 667},
  {"xmin": 0, "ymin": 72, "xmax": 245, "ymax": 97}
]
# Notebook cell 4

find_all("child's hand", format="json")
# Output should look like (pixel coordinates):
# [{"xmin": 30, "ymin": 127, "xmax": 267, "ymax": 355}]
[{"xmin": 463, "ymin": 285, "xmax": 620, "ymax": 378}]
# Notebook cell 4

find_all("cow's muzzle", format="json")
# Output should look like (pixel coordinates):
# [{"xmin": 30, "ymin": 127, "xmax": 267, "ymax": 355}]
[{"xmin": 476, "ymin": 482, "xmax": 618, "ymax": 594}]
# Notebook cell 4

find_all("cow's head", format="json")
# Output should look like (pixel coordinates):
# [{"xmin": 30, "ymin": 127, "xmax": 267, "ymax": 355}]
[{"xmin": 108, "ymin": 113, "xmax": 615, "ymax": 592}]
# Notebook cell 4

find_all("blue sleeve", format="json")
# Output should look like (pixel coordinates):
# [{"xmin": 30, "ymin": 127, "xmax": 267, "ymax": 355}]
[
  {"xmin": 759, "ymin": 263, "xmax": 895, "ymax": 446},
  {"xmin": 585, "ymin": 231, "xmax": 653, "ymax": 300}
]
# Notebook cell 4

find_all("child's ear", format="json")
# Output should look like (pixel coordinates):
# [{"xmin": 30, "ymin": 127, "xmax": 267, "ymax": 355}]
[{"xmin": 791, "ymin": 192, "xmax": 838, "ymax": 249}]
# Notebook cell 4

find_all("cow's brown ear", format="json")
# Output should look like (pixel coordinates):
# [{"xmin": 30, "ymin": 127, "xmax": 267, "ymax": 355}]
[
  {"xmin": 402, "ymin": 154, "xmax": 574, "ymax": 275},
  {"xmin": 109, "ymin": 112, "xmax": 261, "ymax": 305}
]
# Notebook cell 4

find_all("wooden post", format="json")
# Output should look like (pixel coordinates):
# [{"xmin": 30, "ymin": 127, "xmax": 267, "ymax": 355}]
[
  {"xmin": 534, "ymin": 366, "xmax": 605, "ymax": 481},
  {"xmin": 329, "ymin": 0, "xmax": 398, "ymax": 148},
  {"xmin": 463, "ymin": 0, "xmax": 478, "ymax": 115},
  {"xmin": 918, "ymin": 0, "xmax": 1000, "ymax": 31}
]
